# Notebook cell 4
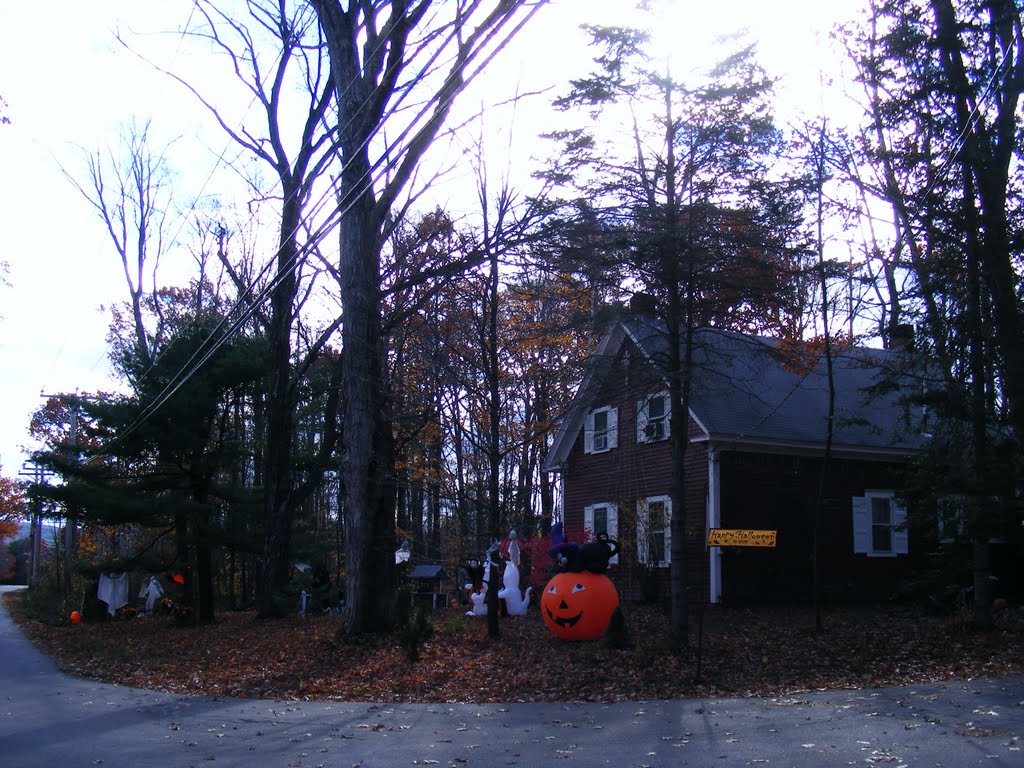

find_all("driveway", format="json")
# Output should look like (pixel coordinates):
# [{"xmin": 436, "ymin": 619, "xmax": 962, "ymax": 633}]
[{"xmin": 2, "ymin": 585, "xmax": 1021, "ymax": 767}]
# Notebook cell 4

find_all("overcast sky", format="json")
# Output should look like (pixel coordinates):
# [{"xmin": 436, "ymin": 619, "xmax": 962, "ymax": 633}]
[{"xmin": 0, "ymin": 0, "xmax": 864, "ymax": 475}]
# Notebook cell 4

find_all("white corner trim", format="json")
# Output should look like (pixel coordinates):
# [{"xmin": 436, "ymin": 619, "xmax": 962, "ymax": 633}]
[{"xmin": 707, "ymin": 448, "xmax": 722, "ymax": 604}]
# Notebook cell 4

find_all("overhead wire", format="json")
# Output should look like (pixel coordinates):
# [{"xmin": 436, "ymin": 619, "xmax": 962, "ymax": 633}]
[{"xmin": 112, "ymin": 1, "xmax": 547, "ymax": 447}]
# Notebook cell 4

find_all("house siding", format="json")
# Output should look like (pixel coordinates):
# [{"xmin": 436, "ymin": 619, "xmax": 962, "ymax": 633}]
[
  {"xmin": 561, "ymin": 341, "xmax": 711, "ymax": 604},
  {"xmin": 715, "ymin": 451, "xmax": 917, "ymax": 603}
]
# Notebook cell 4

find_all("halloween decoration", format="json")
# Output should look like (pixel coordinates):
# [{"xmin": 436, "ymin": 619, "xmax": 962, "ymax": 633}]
[
  {"xmin": 463, "ymin": 558, "xmax": 487, "ymax": 616},
  {"xmin": 551, "ymin": 530, "xmax": 618, "ymax": 574},
  {"xmin": 541, "ymin": 570, "xmax": 619, "ymax": 641},
  {"xmin": 542, "ymin": 524, "xmax": 621, "ymax": 640},
  {"xmin": 69, "ymin": 611, "xmax": 82, "ymax": 625},
  {"xmin": 497, "ymin": 533, "xmax": 532, "ymax": 615},
  {"xmin": 139, "ymin": 576, "xmax": 164, "ymax": 613}
]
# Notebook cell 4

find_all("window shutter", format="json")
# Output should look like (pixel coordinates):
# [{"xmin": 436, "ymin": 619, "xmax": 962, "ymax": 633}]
[
  {"xmin": 852, "ymin": 496, "xmax": 870, "ymax": 554},
  {"xmin": 607, "ymin": 407, "xmax": 618, "ymax": 449},
  {"xmin": 662, "ymin": 396, "xmax": 671, "ymax": 439},
  {"xmin": 584, "ymin": 505, "xmax": 594, "ymax": 533},
  {"xmin": 637, "ymin": 398, "xmax": 649, "ymax": 444},
  {"xmin": 893, "ymin": 501, "xmax": 909, "ymax": 554},
  {"xmin": 583, "ymin": 411, "xmax": 595, "ymax": 454}
]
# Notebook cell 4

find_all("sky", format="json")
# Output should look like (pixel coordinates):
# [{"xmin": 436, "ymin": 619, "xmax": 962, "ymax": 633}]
[{"xmin": 0, "ymin": 0, "xmax": 865, "ymax": 476}]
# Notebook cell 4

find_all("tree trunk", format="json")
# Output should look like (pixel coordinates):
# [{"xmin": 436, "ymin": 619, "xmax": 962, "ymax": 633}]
[{"xmin": 258, "ymin": 187, "xmax": 301, "ymax": 617}]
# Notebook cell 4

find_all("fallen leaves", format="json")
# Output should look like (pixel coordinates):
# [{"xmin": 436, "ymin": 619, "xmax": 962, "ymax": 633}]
[{"xmin": 5, "ymin": 595, "xmax": 1023, "ymax": 704}]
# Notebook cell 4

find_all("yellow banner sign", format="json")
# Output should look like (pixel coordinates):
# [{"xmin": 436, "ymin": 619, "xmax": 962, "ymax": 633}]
[{"xmin": 707, "ymin": 528, "xmax": 777, "ymax": 548}]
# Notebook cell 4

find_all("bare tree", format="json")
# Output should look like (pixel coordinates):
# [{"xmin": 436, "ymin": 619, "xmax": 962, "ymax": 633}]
[
  {"xmin": 63, "ymin": 118, "xmax": 175, "ymax": 368},
  {"xmin": 152, "ymin": 0, "xmax": 344, "ymax": 615},
  {"xmin": 308, "ymin": 0, "xmax": 547, "ymax": 634}
]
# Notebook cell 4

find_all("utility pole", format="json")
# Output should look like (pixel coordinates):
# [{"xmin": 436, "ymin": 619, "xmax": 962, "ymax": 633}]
[
  {"xmin": 18, "ymin": 461, "xmax": 54, "ymax": 587},
  {"xmin": 41, "ymin": 392, "xmax": 80, "ymax": 595}
]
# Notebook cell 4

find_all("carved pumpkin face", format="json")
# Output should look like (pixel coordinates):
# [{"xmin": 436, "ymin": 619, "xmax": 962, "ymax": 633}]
[{"xmin": 541, "ymin": 571, "xmax": 619, "ymax": 641}]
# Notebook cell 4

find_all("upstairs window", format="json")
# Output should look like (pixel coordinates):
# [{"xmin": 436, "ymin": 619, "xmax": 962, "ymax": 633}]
[
  {"xmin": 584, "ymin": 406, "xmax": 618, "ymax": 454},
  {"xmin": 852, "ymin": 490, "xmax": 908, "ymax": 557},
  {"xmin": 637, "ymin": 392, "xmax": 670, "ymax": 443}
]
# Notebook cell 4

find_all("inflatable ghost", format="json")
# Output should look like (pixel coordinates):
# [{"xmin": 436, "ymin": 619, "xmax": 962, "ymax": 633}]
[
  {"xmin": 497, "ymin": 536, "xmax": 532, "ymax": 615},
  {"xmin": 465, "ymin": 557, "xmax": 489, "ymax": 617}
]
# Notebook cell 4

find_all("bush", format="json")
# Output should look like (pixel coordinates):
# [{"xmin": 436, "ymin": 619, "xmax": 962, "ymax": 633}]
[{"xmin": 392, "ymin": 583, "xmax": 434, "ymax": 662}]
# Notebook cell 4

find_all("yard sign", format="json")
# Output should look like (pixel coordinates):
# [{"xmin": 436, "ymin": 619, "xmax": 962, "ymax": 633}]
[{"xmin": 707, "ymin": 528, "xmax": 777, "ymax": 548}]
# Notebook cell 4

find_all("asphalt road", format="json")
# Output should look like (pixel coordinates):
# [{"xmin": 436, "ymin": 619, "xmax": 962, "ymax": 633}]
[{"xmin": 1, "ymin": 585, "xmax": 1021, "ymax": 767}]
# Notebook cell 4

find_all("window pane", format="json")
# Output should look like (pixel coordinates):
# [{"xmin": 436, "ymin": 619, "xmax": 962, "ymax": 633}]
[
  {"xmin": 648, "ymin": 501, "xmax": 665, "ymax": 529},
  {"xmin": 594, "ymin": 410, "xmax": 607, "ymax": 432},
  {"xmin": 649, "ymin": 397, "xmax": 665, "ymax": 420},
  {"xmin": 871, "ymin": 497, "xmax": 892, "ymax": 525},
  {"xmin": 872, "ymin": 524, "xmax": 892, "ymax": 552},
  {"xmin": 593, "ymin": 507, "xmax": 608, "ymax": 535},
  {"xmin": 649, "ymin": 531, "xmax": 665, "ymax": 563}
]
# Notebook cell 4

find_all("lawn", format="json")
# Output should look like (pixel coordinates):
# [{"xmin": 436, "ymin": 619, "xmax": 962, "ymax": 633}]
[{"xmin": 6, "ymin": 593, "xmax": 1023, "ymax": 703}]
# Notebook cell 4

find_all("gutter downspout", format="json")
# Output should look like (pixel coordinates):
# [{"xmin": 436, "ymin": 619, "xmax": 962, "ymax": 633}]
[{"xmin": 707, "ymin": 447, "xmax": 721, "ymax": 603}]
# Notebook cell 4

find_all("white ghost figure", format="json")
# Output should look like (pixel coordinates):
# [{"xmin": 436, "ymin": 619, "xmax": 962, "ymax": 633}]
[
  {"xmin": 497, "ymin": 536, "xmax": 532, "ymax": 615},
  {"xmin": 466, "ymin": 555, "xmax": 490, "ymax": 617},
  {"xmin": 466, "ymin": 583, "xmax": 488, "ymax": 616}
]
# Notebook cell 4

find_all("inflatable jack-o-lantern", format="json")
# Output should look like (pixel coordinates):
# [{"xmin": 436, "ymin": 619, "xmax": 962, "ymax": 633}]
[{"xmin": 541, "ymin": 570, "xmax": 619, "ymax": 641}]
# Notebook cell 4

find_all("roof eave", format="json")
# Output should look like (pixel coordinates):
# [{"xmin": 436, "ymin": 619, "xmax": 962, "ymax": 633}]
[{"xmin": 695, "ymin": 433, "xmax": 923, "ymax": 460}]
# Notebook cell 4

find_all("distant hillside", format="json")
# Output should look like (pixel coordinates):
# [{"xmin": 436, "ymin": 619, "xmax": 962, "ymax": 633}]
[{"xmin": 14, "ymin": 521, "xmax": 59, "ymax": 545}]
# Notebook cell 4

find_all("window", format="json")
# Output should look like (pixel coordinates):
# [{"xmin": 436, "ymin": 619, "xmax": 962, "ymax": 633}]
[
  {"xmin": 852, "ymin": 490, "xmax": 908, "ymax": 557},
  {"xmin": 637, "ymin": 495, "xmax": 671, "ymax": 566},
  {"xmin": 584, "ymin": 406, "xmax": 618, "ymax": 454},
  {"xmin": 584, "ymin": 503, "xmax": 619, "ymax": 565},
  {"xmin": 637, "ymin": 392, "xmax": 670, "ymax": 443}
]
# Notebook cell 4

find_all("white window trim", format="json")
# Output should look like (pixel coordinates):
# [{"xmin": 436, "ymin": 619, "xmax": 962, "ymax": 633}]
[
  {"xmin": 637, "ymin": 391, "xmax": 670, "ymax": 444},
  {"xmin": 584, "ymin": 405, "xmax": 618, "ymax": 454},
  {"xmin": 583, "ymin": 503, "xmax": 619, "ymax": 565},
  {"xmin": 852, "ymin": 490, "xmax": 908, "ymax": 557},
  {"xmin": 637, "ymin": 495, "xmax": 672, "ymax": 567}
]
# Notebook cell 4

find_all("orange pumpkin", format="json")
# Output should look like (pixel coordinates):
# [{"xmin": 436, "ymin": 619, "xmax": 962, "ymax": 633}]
[
  {"xmin": 69, "ymin": 611, "xmax": 81, "ymax": 625},
  {"xmin": 541, "ymin": 571, "xmax": 619, "ymax": 641}
]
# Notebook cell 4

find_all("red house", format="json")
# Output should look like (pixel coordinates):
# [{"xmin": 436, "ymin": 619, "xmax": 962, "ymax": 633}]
[{"xmin": 542, "ymin": 316, "xmax": 928, "ymax": 605}]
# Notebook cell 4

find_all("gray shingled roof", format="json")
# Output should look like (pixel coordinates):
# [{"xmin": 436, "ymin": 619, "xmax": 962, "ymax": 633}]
[
  {"xmin": 627, "ymin": 321, "xmax": 926, "ymax": 454},
  {"xmin": 408, "ymin": 564, "xmax": 449, "ymax": 580},
  {"xmin": 543, "ymin": 319, "xmax": 927, "ymax": 471}
]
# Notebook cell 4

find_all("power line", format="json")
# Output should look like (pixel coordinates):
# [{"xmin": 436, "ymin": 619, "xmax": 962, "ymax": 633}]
[{"xmin": 110, "ymin": 3, "xmax": 547, "ymax": 448}]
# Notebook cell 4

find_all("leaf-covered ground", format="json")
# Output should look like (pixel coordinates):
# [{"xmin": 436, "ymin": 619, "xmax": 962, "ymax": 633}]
[{"xmin": 6, "ymin": 596, "xmax": 1023, "ymax": 703}]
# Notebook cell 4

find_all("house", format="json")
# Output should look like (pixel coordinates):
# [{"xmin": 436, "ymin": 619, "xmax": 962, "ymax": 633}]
[{"xmin": 542, "ymin": 313, "xmax": 929, "ymax": 605}]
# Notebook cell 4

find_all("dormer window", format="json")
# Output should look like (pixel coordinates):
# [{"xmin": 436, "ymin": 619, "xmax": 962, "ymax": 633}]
[
  {"xmin": 637, "ymin": 391, "xmax": 670, "ymax": 443},
  {"xmin": 584, "ymin": 405, "xmax": 618, "ymax": 454}
]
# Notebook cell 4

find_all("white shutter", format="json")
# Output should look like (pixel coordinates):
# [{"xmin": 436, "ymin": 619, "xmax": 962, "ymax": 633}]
[
  {"xmin": 584, "ymin": 504, "xmax": 594, "ymax": 533},
  {"xmin": 852, "ymin": 496, "xmax": 870, "ymax": 554},
  {"xmin": 607, "ymin": 406, "xmax": 618, "ymax": 449},
  {"xmin": 637, "ymin": 398, "xmax": 649, "ymax": 444},
  {"xmin": 583, "ymin": 411, "xmax": 595, "ymax": 454},
  {"xmin": 893, "ymin": 500, "xmax": 909, "ymax": 554}
]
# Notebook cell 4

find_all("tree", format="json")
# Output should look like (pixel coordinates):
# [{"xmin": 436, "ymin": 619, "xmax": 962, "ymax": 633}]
[
  {"xmin": 63, "ymin": 119, "xmax": 176, "ymax": 368},
  {"xmin": 840, "ymin": 0, "xmax": 1024, "ymax": 628},
  {"xmin": 158, "ymin": 0, "xmax": 344, "ymax": 616},
  {"xmin": 546, "ymin": 23, "xmax": 802, "ymax": 649},
  {"xmin": 0, "ymin": 469, "xmax": 24, "ymax": 543},
  {"xmin": 307, "ymin": 0, "xmax": 547, "ymax": 635},
  {"xmin": 32, "ymin": 289, "xmax": 266, "ymax": 623}
]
